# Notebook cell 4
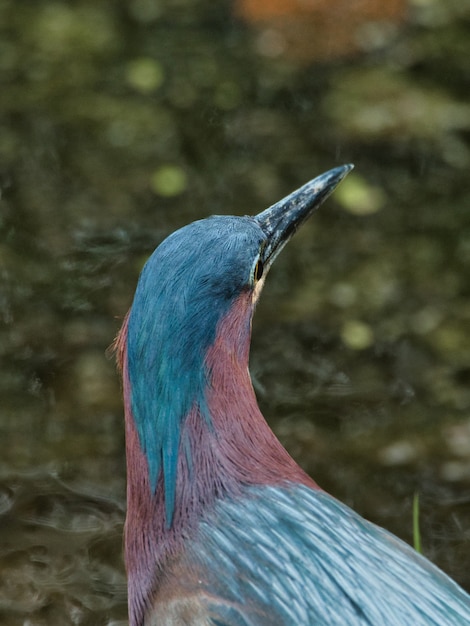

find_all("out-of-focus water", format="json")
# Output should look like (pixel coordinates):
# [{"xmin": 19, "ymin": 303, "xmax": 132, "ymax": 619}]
[{"xmin": 1, "ymin": 0, "xmax": 470, "ymax": 623}]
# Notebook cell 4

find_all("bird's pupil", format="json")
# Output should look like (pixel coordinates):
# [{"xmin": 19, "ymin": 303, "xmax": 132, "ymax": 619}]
[{"xmin": 254, "ymin": 260, "xmax": 264, "ymax": 281}]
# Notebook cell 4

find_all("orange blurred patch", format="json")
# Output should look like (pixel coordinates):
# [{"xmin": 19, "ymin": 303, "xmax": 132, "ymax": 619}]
[{"xmin": 234, "ymin": 0, "xmax": 408, "ymax": 62}]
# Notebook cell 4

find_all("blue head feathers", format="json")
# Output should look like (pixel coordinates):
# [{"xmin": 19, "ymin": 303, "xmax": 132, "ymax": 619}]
[
  {"xmin": 124, "ymin": 165, "xmax": 354, "ymax": 526},
  {"xmin": 126, "ymin": 216, "xmax": 266, "ymax": 523}
]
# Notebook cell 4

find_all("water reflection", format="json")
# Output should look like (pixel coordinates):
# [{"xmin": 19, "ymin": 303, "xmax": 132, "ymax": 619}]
[{"xmin": 0, "ymin": 474, "xmax": 127, "ymax": 624}]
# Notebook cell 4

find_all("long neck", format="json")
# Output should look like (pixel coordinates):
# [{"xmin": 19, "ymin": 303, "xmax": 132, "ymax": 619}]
[
  {"xmin": 203, "ymin": 292, "xmax": 316, "ymax": 489},
  {"xmin": 117, "ymin": 294, "xmax": 316, "ymax": 624}
]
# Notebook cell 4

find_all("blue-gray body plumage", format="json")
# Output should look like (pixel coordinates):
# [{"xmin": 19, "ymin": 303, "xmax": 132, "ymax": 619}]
[{"xmin": 152, "ymin": 485, "xmax": 470, "ymax": 625}]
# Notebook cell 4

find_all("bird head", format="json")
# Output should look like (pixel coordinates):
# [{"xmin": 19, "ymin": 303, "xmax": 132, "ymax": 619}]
[{"xmin": 123, "ymin": 165, "xmax": 353, "ymax": 524}]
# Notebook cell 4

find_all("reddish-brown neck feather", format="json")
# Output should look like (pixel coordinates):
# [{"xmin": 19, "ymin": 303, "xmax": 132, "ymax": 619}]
[
  {"xmin": 117, "ymin": 292, "xmax": 317, "ymax": 625},
  {"xmin": 204, "ymin": 290, "xmax": 316, "ymax": 489}
]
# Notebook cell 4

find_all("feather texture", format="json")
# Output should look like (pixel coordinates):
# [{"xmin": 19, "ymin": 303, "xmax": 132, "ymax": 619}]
[
  {"xmin": 118, "ymin": 169, "xmax": 470, "ymax": 625},
  {"xmin": 149, "ymin": 484, "xmax": 470, "ymax": 625},
  {"xmin": 126, "ymin": 216, "xmax": 265, "ymax": 525}
]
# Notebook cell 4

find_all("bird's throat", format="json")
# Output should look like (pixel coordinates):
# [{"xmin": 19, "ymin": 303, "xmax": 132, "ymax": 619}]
[
  {"xmin": 203, "ymin": 292, "xmax": 316, "ymax": 492},
  {"xmin": 119, "ymin": 292, "xmax": 316, "ymax": 624}
]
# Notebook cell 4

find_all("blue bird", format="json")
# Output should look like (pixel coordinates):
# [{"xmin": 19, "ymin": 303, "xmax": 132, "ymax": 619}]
[{"xmin": 115, "ymin": 165, "xmax": 470, "ymax": 626}]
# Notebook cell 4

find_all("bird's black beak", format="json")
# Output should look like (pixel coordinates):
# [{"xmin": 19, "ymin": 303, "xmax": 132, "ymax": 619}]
[{"xmin": 256, "ymin": 164, "xmax": 353, "ymax": 268}]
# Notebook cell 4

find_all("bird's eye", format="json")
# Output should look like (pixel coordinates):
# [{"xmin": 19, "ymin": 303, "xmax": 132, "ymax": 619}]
[{"xmin": 253, "ymin": 259, "xmax": 264, "ymax": 282}]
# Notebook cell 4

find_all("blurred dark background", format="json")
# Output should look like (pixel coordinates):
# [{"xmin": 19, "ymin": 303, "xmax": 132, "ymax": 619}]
[{"xmin": 1, "ymin": 0, "xmax": 470, "ymax": 624}]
